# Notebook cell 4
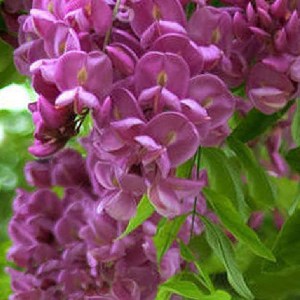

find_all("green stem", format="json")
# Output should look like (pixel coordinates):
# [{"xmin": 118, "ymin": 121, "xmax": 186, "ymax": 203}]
[{"xmin": 189, "ymin": 147, "xmax": 202, "ymax": 241}]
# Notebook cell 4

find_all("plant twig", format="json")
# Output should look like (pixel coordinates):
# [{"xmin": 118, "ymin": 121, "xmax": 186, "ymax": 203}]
[{"xmin": 189, "ymin": 147, "xmax": 202, "ymax": 241}]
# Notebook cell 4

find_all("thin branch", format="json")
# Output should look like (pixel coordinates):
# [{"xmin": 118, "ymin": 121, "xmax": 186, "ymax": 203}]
[{"xmin": 189, "ymin": 147, "xmax": 202, "ymax": 241}]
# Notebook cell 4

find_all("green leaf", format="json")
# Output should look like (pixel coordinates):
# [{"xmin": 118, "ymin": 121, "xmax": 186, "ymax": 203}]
[
  {"xmin": 0, "ymin": 39, "xmax": 26, "ymax": 89},
  {"xmin": 270, "ymin": 177, "xmax": 298, "ymax": 212},
  {"xmin": 289, "ymin": 189, "xmax": 300, "ymax": 216},
  {"xmin": 231, "ymin": 101, "xmax": 295, "ymax": 143},
  {"xmin": 204, "ymin": 189, "xmax": 275, "ymax": 262},
  {"xmin": 51, "ymin": 186, "xmax": 65, "ymax": 199},
  {"xmin": 201, "ymin": 291, "xmax": 232, "ymax": 300},
  {"xmin": 285, "ymin": 147, "xmax": 300, "ymax": 174},
  {"xmin": 118, "ymin": 194, "xmax": 154, "ymax": 239},
  {"xmin": 155, "ymin": 289, "xmax": 170, "ymax": 300},
  {"xmin": 154, "ymin": 215, "xmax": 187, "ymax": 263},
  {"xmin": 0, "ymin": 62, "xmax": 26, "ymax": 88},
  {"xmin": 179, "ymin": 240, "xmax": 214, "ymax": 293},
  {"xmin": 249, "ymin": 266, "xmax": 300, "ymax": 299},
  {"xmin": 0, "ymin": 240, "xmax": 11, "ymax": 298},
  {"xmin": 264, "ymin": 210, "xmax": 300, "ymax": 272},
  {"xmin": 0, "ymin": 38, "xmax": 13, "ymax": 73},
  {"xmin": 202, "ymin": 217, "xmax": 254, "ymax": 300},
  {"xmin": 158, "ymin": 278, "xmax": 204, "ymax": 299},
  {"xmin": 292, "ymin": 100, "xmax": 300, "ymax": 146},
  {"xmin": 201, "ymin": 148, "xmax": 248, "ymax": 219},
  {"xmin": 176, "ymin": 158, "xmax": 194, "ymax": 179},
  {"xmin": 227, "ymin": 137, "xmax": 276, "ymax": 208},
  {"xmin": 159, "ymin": 278, "xmax": 232, "ymax": 300},
  {"xmin": 157, "ymin": 273, "xmax": 231, "ymax": 300}
]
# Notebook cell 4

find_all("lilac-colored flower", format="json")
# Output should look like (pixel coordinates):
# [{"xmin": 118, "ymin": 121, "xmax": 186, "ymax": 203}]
[
  {"xmin": 188, "ymin": 74, "xmax": 235, "ymax": 129},
  {"xmin": 8, "ymin": 149, "xmax": 185, "ymax": 299},
  {"xmin": 64, "ymin": 0, "xmax": 113, "ymax": 35},
  {"xmin": 14, "ymin": 39, "xmax": 47, "ymax": 76},
  {"xmin": 140, "ymin": 20, "xmax": 187, "ymax": 50},
  {"xmin": 25, "ymin": 160, "xmax": 52, "ymax": 188},
  {"xmin": 94, "ymin": 161, "xmax": 145, "ymax": 220},
  {"xmin": 247, "ymin": 63, "xmax": 294, "ymax": 114},
  {"xmin": 140, "ymin": 112, "xmax": 200, "ymax": 169},
  {"xmin": 135, "ymin": 51, "xmax": 190, "ymax": 98},
  {"xmin": 28, "ymin": 103, "xmax": 77, "ymax": 157},
  {"xmin": 150, "ymin": 33, "xmax": 204, "ymax": 75},
  {"xmin": 188, "ymin": 6, "xmax": 233, "ymax": 53},
  {"xmin": 148, "ymin": 176, "xmax": 202, "ymax": 217},
  {"xmin": 54, "ymin": 50, "xmax": 113, "ymax": 100},
  {"xmin": 130, "ymin": 0, "xmax": 186, "ymax": 37},
  {"xmin": 37, "ymin": 95, "xmax": 72, "ymax": 129},
  {"xmin": 51, "ymin": 149, "xmax": 90, "ymax": 187},
  {"xmin": 106, "ymin": 43, "xmax": 138, "ymax": 77},
  {"xmin": 42, "ymin": 21, "xmax": 81, "ymax": 58}
]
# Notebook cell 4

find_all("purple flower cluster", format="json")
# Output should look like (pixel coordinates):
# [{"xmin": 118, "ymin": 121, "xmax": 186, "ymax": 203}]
[
  {"xmin": 13, "ymin": 0, "xmax": 240, "ymax": 219},
  {"xmin": 9, "ymin": 149, "xmax": 201, "ymax": 299},
  {"xmin": 217, "ymin": 0, "xmax": 300, "ymax": 114},
  {"xmin": 7, "ymin": 0, "xmax": 300, "ymax": 298}
]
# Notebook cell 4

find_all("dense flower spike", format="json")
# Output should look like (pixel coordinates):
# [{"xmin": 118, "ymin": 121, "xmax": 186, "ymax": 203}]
[
  {"xmin": 8, "ymin": 149, "xmax": 214, "ymax": 299},
  {"xmin": 13, "ymin": 0, "xmax": 239, "ymax": 158},
  {"xmin": 6, "ymin": 0, "xmax": 300, "ymax": 298}
]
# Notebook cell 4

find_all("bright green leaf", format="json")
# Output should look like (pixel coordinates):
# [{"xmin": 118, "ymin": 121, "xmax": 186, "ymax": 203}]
[
  {"xmin": 176, "ymin": 158, "xmax": 194, "ymax": 179},
  {"xmin": 159, "ymin": 279, "xmax": 204, "ymax": 299},
  {"xmin": 292, "ymin": 100, "xmax": 300, "ymax": 146},
  {"xmin": 202, "ymin": 217, "xmax": 254, "ymax": 300},
  {"xmin": 155, "ymin": 289, "xmax": 170, "ymax": 300},
  {"xmin": 154, "ymin": 215, "xmax": 186, "ymax": 263},
  {"xmin": 200, "ymin": 290, "xmax": 232, "ymax": 300},
  {"xmin": 204, "ymin": 189, "xmax": 275, "ymax": 262},
  {"xmin": 264, "ymin": 210, "xmax": 300, "ymax": 272},
  {"xmin": 289, "ymin": 190, "xmax": 300, "ymax": 216},
  {"xmin": 159, "ymin": 278, "xmax": 232, "ymax": 300},
  {"xmin": 118, "ymin": 194, "xmax": 154, "ymax": 239},
  {"xmin": 201, "ymin": 148, "xmax": 248, "ymax": 219},
  {"xmin": 51, "ymin": 186, "xmax": 65, "ymax": 199},
  {"xmin": 270, "ymin": 177, "xmax": 298, "ymax": 212},
  {"xmin": 227, "ymin": 137, "xmax": 276, "ymax": 208},
  {"xmin": 179, "ymin": 240, "xmax": 214, "ymax": 293},
  {"xmin": 231, "ymin": 101, "xmax": 295, "ymax": 143},
  {"xmin": 0, "ymin": 240, "xmax": 11, "ymax": 298}
]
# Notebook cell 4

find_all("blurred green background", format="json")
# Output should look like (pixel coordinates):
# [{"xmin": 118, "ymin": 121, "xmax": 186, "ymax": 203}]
[{"xmin": 0, "ymin": 81, "xmax": 35, "ymax": 299}]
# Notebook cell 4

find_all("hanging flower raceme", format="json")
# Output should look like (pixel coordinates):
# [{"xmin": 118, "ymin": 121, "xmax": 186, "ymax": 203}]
[
  {"xmin": 12, "ymin": 0, "xmax": 237, "ymax": 158},
  {"xmin": 7, "ymin": 0, "xmax": 300, "ymax": 299},
  {"xmin": 7, "ymin": 149, "xmax": 190, "ymax": 299}
]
